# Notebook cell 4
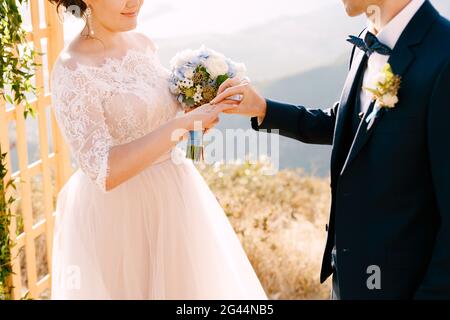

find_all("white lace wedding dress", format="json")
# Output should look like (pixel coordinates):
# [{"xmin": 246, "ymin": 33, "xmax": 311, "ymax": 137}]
[{"xmin": 49, "ymin": 43, "xmax": 267, "ymax": 300}]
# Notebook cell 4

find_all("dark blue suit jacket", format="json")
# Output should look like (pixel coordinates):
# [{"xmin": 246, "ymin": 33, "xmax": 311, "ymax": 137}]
[{"xmin": 251, "ymin": 1, "xmax": 450, "ymax": 299}]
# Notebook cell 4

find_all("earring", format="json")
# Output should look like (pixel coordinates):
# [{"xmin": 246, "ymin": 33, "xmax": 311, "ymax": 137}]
[{"xmin": 85, "ymin": 6, "xmax": 95, "ymax": 37}]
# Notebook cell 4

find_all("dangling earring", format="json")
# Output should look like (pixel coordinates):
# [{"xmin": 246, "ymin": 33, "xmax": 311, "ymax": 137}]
[{"xmin": 85, "ymin": 6, "xmax": 95, "ymax": 37}]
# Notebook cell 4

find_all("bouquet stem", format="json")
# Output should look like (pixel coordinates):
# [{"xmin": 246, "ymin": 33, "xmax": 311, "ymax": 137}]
[{"xmin": 186, "ymin": 130, "xmax": 204, "ymax": 162}]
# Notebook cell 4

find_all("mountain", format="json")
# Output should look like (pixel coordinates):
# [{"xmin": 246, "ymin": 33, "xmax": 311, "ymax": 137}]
[
  {"xmin": 155, "ymin": 4, "xmax": 365, "ymax": 82},
  {"xmin": 213, "ymin": 56, "xmax": 348, "ymax": 177},
  {"xmin": 260, "ymin": 54, "xmax": 349, "ymax": 105},
  {"xmin": 155, "ymin": 0, "xmax": 449, "ymax": 84}
]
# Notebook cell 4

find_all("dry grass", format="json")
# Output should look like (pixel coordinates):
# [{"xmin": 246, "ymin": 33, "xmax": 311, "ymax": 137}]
[
  {"xmin": 18, "ymin": 159, "xmax": 331, "ymax": 299},
  {"xmin": 197, "ymin": 159, "xmax": 332, "ymax": 300}
]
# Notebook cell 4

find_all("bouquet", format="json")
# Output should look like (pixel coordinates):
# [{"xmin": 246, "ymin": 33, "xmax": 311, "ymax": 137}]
[{"xmin": 169, "ymin": 46, "xmax": 247, "ymax": 161}]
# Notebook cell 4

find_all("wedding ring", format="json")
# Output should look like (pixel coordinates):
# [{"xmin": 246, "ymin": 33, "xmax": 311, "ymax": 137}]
[{"xmin": 241, "ymin": 76, "xmax": 251, "ymax": 84}]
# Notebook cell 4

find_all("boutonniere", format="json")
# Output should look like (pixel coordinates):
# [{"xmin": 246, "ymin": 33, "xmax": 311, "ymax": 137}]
[{"xmin": 363, "ymin": 63, "xmax": 401, "ymax": 129}]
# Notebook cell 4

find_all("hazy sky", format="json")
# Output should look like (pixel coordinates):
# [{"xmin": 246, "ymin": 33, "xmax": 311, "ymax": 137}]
[
  {"xmin": 63, "ymin": 0, "xmax": 334, "ymax": 40},
  {"xmin": 59, "ymin": 0, "xmax": 449, "ymax": 40},
  {"xmin": 135, "ymin": 0, "xmax": 334, "ymax": 38}
]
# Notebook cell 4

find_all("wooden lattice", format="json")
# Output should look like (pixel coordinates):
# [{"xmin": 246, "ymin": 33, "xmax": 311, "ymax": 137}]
[{"xmin": 0, "ymin": 0, "xmax": 72, "ymax": 299}]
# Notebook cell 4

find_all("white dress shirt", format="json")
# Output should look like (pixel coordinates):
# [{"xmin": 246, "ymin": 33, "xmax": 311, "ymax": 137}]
[
  {"xmin": 359, "ymin": 0, "xmax": 425, "ymax": 113},
  {"xmin": 257, "ymin": 0, "xmax": 425, "ymax": 125}
]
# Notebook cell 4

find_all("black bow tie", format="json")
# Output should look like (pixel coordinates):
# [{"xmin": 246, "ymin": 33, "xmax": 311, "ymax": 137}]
[{"xmin": 347, "ymin": 31, "xmax": 392, "ymax": 57}]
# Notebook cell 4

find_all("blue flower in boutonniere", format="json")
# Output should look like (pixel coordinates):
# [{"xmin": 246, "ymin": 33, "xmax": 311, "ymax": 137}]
[{"xmin": 363, "ymin": 63, "xmax": 401, "ymax": 129}]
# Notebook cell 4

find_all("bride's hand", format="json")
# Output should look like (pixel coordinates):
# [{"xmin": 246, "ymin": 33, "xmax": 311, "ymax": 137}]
[{"xmin": 182, "ymin": 102, "xmax": 238, "ymax": 132}]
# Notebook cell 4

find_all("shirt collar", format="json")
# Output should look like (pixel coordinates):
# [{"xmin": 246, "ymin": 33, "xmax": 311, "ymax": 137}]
[{"xmin": 367, "ymin": 0, "xmax": 426, "ymax": 49}]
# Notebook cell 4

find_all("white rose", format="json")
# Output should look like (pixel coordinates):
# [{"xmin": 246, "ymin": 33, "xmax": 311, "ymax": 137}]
[
  {"xmin": 204, "ymin": 55, "xmax": 229, "ymax": 79},
  {"xmin": 170, "ymin": 49, "xmax": 195, "ymax": 69},
  {"xmin": 380, "ymin": 94, "xmax": 398, "ymax": 108}
]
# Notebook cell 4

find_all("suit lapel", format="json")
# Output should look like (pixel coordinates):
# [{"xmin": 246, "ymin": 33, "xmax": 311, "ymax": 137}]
[
  {"xmin": 338, "ymin": 0, "xmax": 439, "ymax": 176},
  {"xmin": 339, "ymin": 48, "xmax": 415, "ymax": 175},
  {"xmin": 330, "ymin": 50, "xmax": 367, "ymax": 180}
]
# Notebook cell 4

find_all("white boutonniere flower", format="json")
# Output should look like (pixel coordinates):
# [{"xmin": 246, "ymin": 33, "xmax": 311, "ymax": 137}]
[{"xmin": 364, "ymin": 63, "xmax": 401, "ymax": 128}]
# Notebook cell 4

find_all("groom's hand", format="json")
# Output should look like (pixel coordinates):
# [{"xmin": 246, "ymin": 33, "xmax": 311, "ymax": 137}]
[{"xmin": 210, "ymin": 78, "xmax": 267, "ymax": 120}]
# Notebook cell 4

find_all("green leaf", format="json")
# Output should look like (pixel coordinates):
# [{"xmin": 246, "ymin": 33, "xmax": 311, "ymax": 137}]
[
  {"xmin": 0, "ymin": 0, "xmax": 33, "ymax": 298},
  {"xmin": 216, "ymin": 74, "xmax": 229, "ymax": 88},
  {"xmin": 185, "ymin": 98, "xmax": 196, "ymax": 107},
  {"xmin": 5, "ymin": 94, "xmax": 13, "ymax": 105}
]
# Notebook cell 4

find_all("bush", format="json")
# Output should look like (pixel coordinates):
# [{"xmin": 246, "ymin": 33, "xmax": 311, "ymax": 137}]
[{"xmin": 197, "ymin": 159, "xmax": 332, "ymax": 300}]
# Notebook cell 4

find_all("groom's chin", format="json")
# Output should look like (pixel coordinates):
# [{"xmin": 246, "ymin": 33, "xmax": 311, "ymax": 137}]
[
  {"xmin": 341, "ymin": 0, "xmax": 366, "ymax": 17},
  {"xmin": 346, "ymin": 10, "xmax": 363, "ymax": 17}
]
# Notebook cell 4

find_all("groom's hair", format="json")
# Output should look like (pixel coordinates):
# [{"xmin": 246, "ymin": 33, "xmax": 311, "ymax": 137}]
[{"xmin": 48, "ymin": 0, "xmax": 88, "ymax": 19}]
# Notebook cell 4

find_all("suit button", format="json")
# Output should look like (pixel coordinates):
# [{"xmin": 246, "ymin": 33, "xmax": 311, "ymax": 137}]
[
  {"xmin": 343, "ymin": 248, "xmax": 349, "ymax": 253},
  {"xmin": 325, "ymin": 224, "xmax": 329, "ymax": 232}
]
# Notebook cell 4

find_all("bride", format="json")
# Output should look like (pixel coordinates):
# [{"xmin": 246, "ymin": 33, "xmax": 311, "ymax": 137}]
[{"xmin": 48, "ymin": 0, "xmax": 267, "ymax": 300}]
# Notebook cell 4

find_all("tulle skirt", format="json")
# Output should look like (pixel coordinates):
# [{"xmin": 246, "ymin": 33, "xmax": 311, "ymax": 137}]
[{"xmin": 51, "ymin": 147, "xmax": 267, "ymax": 300}]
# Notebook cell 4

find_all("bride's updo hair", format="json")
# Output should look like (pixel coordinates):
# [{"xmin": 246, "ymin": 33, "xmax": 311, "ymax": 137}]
[{"xmin": 48, "ymin": 0, "xmax": 88, "ymax": 18}]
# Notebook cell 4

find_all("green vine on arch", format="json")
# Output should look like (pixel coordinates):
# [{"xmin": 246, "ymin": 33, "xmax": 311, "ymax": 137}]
[
  {"xmin": 0, "ymin": 147, "xmax": 17, "ymax": 300},
  {"xmin": 1, "ymin": 0, "xmax": 39, "ymax": 299}
]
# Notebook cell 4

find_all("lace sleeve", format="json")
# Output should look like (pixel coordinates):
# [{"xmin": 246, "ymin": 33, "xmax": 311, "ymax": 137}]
[{"xmin": 50, "ymin": 63, "xmax": 113, "ymax": 193}]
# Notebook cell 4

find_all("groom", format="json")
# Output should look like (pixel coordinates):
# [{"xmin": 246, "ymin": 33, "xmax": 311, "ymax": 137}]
[{"xmin": 211, "ymin": 0, "xmax": 450, "ymax": 299}]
